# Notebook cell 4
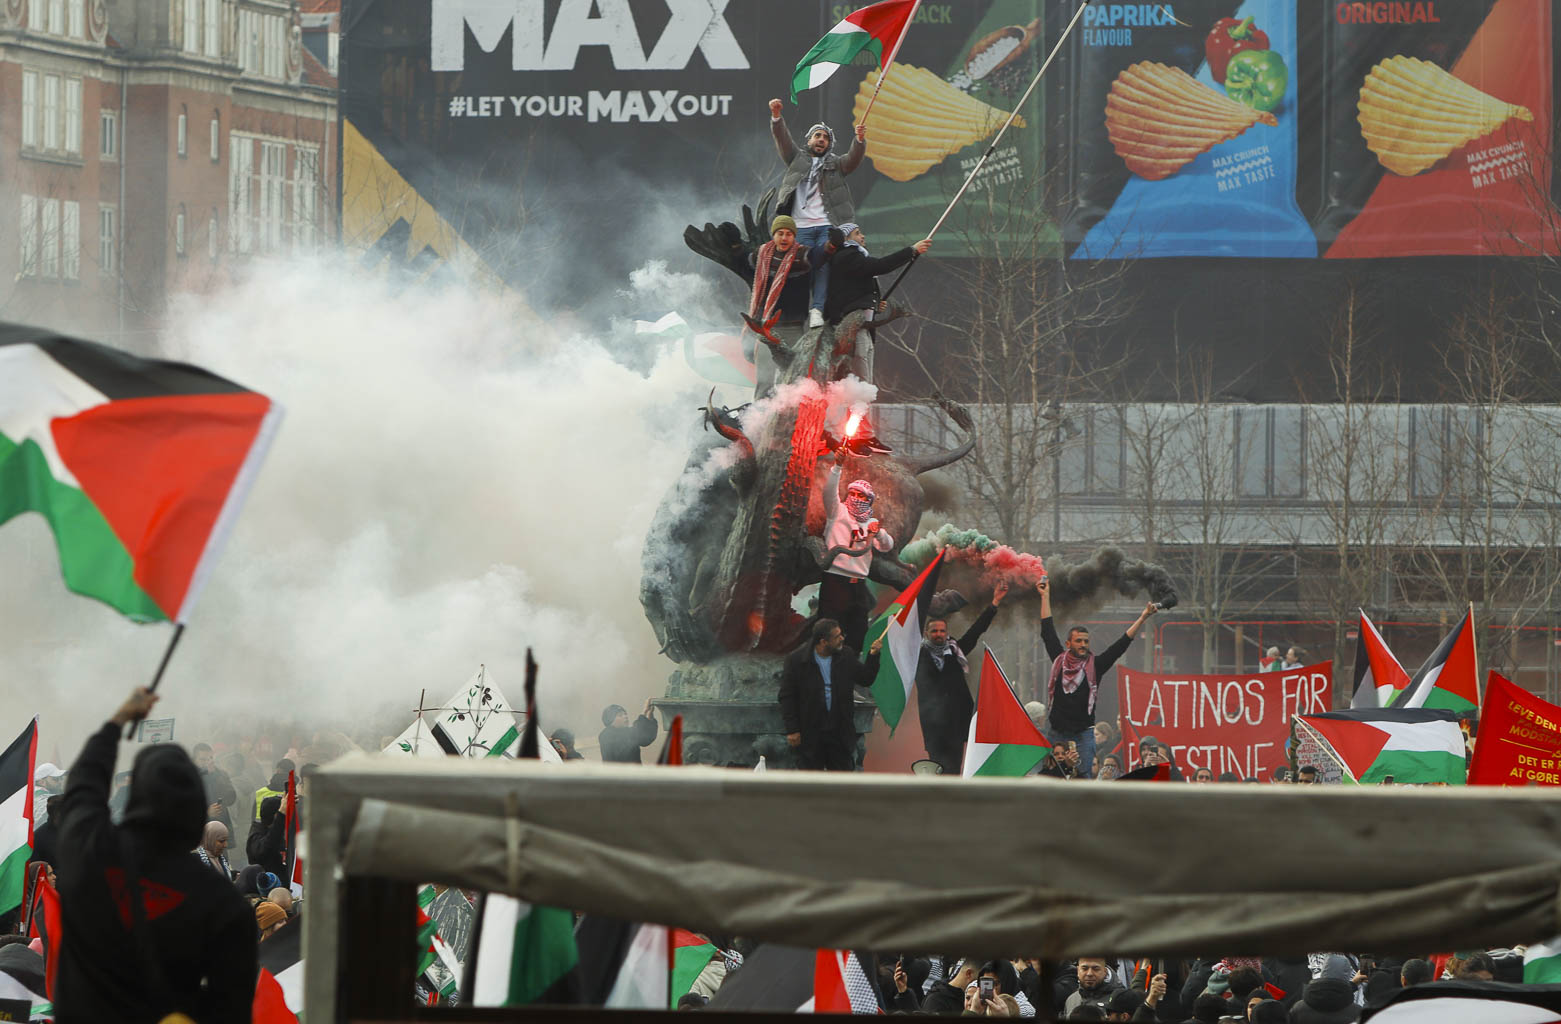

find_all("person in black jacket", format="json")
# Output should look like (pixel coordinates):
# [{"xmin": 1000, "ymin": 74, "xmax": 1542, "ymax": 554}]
[
  {"xmin": 914, "ymin": 581, "xmax": 1010, "ymax": 775},
  {"xmin": 779, "ymin": 618, "xmax": 881, "ymax": 770},
  {"xmin": 247, "ymin": 795, "xmax": 286, "ymax": 877},
  {"xmin": 822, "ymin": 224, "xmax": 930, "ymax": 326},
  {"xmin": 1037, "ymin": 576, "xmax": 1157, "ymax": 778},
  {"xmin": 52, "ymin": 686, "xmax": 257, "ymax": 1024},
  {"xmin": 823, "ymin": 224, "xmax": 931, "ymax": 382},
  {"xmin": 598, "ymin": 700, "xmax": 659, "ymax": 764}
]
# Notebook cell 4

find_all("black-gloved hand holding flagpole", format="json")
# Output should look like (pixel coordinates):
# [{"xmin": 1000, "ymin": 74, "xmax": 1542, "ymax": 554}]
[{"xmin": 880, "ymin": 0, "xmax": 1094, "ymax": 305}]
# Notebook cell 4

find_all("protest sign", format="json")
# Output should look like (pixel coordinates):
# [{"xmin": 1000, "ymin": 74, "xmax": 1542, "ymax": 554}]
[
  {"xmin": 1119, "ymin": 662, "xmax": 1332, "ymax": 778},
  {"xmin": 1468, "ymin": 672, "xmax": 1561, "ymax": 786}
]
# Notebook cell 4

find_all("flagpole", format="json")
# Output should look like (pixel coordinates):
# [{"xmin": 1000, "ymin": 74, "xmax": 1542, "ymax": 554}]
[
  {"xmin": 858, "ymin": 0, "xmax": 923, "ymax": 127},
  {"xmin": 126, "ymin": 622, "xmax": 185, "ymax": 739},
  {"xmin": 880, "ymin": 0, "xmax": 1094, "ymax": 304}
]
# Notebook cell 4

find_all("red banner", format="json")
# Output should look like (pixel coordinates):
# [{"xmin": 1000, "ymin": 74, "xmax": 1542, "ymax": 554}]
[
  {"xmin": 1119, "ymin": 662, "xmax": 1333, "ymax": 779},
  {"xmin": 1468, "ymin": 672, "xmax": 1561, "ymax": 786}
]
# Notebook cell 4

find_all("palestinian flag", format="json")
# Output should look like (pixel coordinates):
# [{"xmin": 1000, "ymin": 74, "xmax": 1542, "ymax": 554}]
[
  {"xmin": 605, "ymin": 926, "xmax": 717, "ymax": 1009},
  {"xmin": 25, "ymin": 861, "xmax": 58, "ymax": 999},
  {"xmin": 1390, "ymin": 607, "xmax": 1480, "ymax": 712},
  {"xmin": 1119, "ymin": 762, "xmax": 1173, "ymax": 782},
  {"xmin": 1526, "ymin": 940, "xmax": 1561, "ymax": 984},
  {"xmin": 962, "ymin": 650, "xmax": 1051, "ymax": 778},
  {"xmin": 0, "ymin": 328, "xmax": 281, "ymax": 622},
  {"xmin": 790, "ymin": 0, "xmax": 918, "ymax": 102},
  {"xmin": 255, "ymin": 914, "xmax": 302, "ymax": 1023},
  {"xmin": 282, "ymin": 770, "xmax": 305, "ymax": 897},
  {"xmin": 633, "ymin": 312, "xmax": 688, "ymax": 338},
  {"xmin": 1295, "ymin": 708, "xmax": 1467, "ymax": 785},
  {"xmin": 0, "ymin": 721, "xmax": 37, "ymax": 915},
  {"xmin": 1351, "ymin": 609, "xmax": 1410, "ymax": 709},
  {"xmin": 515, "ymin": 649, "xmax": 563, "ymax": 764},
  {"xmin": 471, "ymin": 895, "xmax": 579, "ymax": 1005},
  {"xmin": 868, "ymin": 549, "xmax": 944, "ymax": 732},
  {"xmin": 415, "ymin": 886, "xmax": 460, "ymax": 1001},
  {"xmin": 656, "ymin": 714, "xmax": 683, "ymax": 766},
  {"xmin": 685, "ymin": 332, "xmax": 755, "ymax": 388},
  {"xmin": 806, "ymin": 949, "xmax": 880, "ymax": 1013}
]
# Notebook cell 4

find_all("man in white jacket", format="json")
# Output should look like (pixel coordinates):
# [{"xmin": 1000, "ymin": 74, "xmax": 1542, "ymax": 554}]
[{"xmin": 817, "ymin": 459, "xmax": 892, "ymax": 651}]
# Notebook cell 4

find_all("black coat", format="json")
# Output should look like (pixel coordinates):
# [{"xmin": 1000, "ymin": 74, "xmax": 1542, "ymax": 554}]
[
  {"xmin": 743, "ymin": 246, "xmax": 814, "ymax": 325},
  {"xmin": 52, "ymin": 724, "xmax": 256, "ymax": 1024},
  {"xmin": 824, "ymin": 244, "xmax": 918, "ymax": 324},
  {"xmin": 599, "ymin": 715, "xmax": 659, "ymax": 764},
  {"xmin": 778, "ymin": 643, "xmax": 881, "ymax": 740},
  {"xmin": 916, "ymin": 605, "xmax": 998, "ymax": 752}
]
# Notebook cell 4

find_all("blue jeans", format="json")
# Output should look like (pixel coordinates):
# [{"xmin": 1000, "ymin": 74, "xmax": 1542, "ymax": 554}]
[
  {"xmin": 1043, "ymin": 726, "xmax": 1097, "ymax": 778},
  {"xmin": 795, "ymin": 224, "xmax": 831, "ymax": 312}
]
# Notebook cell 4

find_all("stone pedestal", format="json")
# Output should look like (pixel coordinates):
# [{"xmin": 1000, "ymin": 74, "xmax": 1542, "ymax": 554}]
[{"xmin": 654, "ymin": 654, "xmax": 877, "ymax": 768}]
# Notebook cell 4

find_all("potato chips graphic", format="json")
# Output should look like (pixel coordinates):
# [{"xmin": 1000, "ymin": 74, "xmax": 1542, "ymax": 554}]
[
  {"xmin": 852, "ymin": 64, "xmax": 1022, "ymax": 183},
  {"xmin": 1358, "ymin": 56, "xmax": 1534, "ymax": 176},
  {"xmin": 1105, "ymin": 62, "xmax": 1277, "ymax": 181}
]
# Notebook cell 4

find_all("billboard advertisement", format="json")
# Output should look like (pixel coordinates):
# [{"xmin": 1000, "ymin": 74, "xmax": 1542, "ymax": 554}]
[{"xmin": 340, "ymin": 0, "xmax": 1051, "ymax": 302}]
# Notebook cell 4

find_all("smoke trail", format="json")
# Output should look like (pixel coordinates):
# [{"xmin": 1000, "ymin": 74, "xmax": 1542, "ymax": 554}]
[{"xmin": 1046, "ymin": 546, "xmax": 1178, "ymax": 616}]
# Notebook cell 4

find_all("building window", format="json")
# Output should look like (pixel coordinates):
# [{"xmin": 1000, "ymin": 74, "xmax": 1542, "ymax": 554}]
[
  {"xmin": 203, "ymin": 0, "xmax": 219, "ymax": 55},
  {"xmin": 100, "ymin": 110, "xmax": 117, "ymax": 160},
  {"xmin": 183, "ymin": 0, "xmax": 199, "ymax": 51},
  {"xmin": 1410, "ymin": 407, "xmax": 1482, "ymax": 499},
  {"xmin": 42, "ymin": 74, "xmax": 60, "ymax": 151},
  {"xmin": 258, "ymin": 140, "xmax": 285, "ymax": 251},
  {"xmin": 19, "ymin": 195, "xmax": 37, "ymax": 277},
  {"xmin": 1235, "ymin": 406, "xmax": 1306, "ymax": 499},
  {"xmin": 209, "ymin": 112, "xmax": 220, "ymax": 161},
  {"xmin": 208, "ymin": 206, "xmax": 219, "ymax": 259},
  {"xmin": 292, "ymin": 147, "xmax": 317, "ymax": 251},
  {"xmin": 229, "ymin": 135, "xmax": 253, "ymax": 253},
  {"xmin": 21, "ymin": 72, "xmax": 37, "ymax": 149},
  {"xmin": 177, "ymin": 108, "xmax": 187, "ymax": 157},
  {"xmin": 175, "ymin": 204, "xmax": 186, "ymax": 256},
  {"xmin": 46, "ymin": 0, "xmax": 62, "ymax": 34},
  {"xmin": 68, "ymin": 0, "xmax": 82, "ymax": 36},
  {"xmin": 40, "ymin": 199, "xmax": 59, "ymax": 278},
  {"xmin": 239, "ymin": 9, "xmax": 257, "ymax": 71},
  {"xmin": 64, "ymin": 78, "xmax": 81, "ymax": 155},
  {"xmin": 1057, "ymin": 408, "xmax": 1123, "ymax": 496},
  {"xmin": 62, "ymin": 200, "xmax": 79, "ymax": 279},
  {"xmin": 98, "ymin": 204, "xmax": 115, "ymax": 274}
]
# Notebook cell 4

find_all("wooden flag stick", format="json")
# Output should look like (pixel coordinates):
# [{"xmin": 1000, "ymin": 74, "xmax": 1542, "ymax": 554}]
[{"xmin": 127, "ymin": 623, "xmax": 185, "ymax": 739}]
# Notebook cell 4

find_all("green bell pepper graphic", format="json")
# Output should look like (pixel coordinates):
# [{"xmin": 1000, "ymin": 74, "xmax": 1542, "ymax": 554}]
[{"xmin": 1224, "ymin": 49, "xmax": 1289, "ymax": 114}]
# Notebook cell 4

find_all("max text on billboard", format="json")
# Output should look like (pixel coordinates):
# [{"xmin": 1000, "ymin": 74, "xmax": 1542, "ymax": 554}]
[{"xmin": 431, "ymin": 0, "xmax": 749, "ymax": 72}]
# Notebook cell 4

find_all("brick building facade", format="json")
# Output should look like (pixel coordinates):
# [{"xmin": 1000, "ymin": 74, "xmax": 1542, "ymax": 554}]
[{"xmin": 0, "ymin": 0, "xmax": 335, "ymax": 338}]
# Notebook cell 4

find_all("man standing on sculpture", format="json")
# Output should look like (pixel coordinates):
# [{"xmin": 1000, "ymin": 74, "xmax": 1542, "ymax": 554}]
[
  {"xmin": 768, "ymin": 98, "xmax": 866, "ymax": 328},
  {"xmin": 1037, "ymin": 576, "xmax": 1157, "ymax": 777},
  {"xmin": 779, "ymin": 618, "xmax": 881, "ymax": 770},
  {"xmin": 818, "ymin": 455, "xmax": 892, "ymax": 651},
  {"xmin": 910, "ymin": 582, "xmax": 1011, "ymax": 775}
]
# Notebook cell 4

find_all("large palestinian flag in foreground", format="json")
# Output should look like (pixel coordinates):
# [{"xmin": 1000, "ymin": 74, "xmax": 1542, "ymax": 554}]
[
  {"xmin": 0, "ymin": 327, "xmax": 281, "ymax": 622},
  {"xmin": 1294, "ymin": 708, "xmax": 1467, "ymax": 785}
]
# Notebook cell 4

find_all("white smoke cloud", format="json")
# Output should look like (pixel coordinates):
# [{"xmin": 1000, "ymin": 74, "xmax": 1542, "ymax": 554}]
[{"xmin": 0, "ymin": 258, "xmax": 713, "ymax": 759}]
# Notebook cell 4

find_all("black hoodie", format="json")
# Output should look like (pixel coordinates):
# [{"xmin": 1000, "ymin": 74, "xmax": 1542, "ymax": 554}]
[{"xmin": 52, "ymin": 723, "xmax": 257, "ymax": 1024}]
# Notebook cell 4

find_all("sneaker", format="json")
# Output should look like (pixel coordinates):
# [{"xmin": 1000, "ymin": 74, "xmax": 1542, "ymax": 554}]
[{"xmin": 808, "ymin": 308, "xmax": 825, "ymax": 328}]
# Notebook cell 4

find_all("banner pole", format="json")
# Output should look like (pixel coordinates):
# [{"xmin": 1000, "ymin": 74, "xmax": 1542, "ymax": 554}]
[
  {"xmin": 858, "ymin": 0, "xmax": 924, "ymax": 127},
  {"xmin": 880, "ymin": 0, "xmax": 1093, "ymax": 304}
]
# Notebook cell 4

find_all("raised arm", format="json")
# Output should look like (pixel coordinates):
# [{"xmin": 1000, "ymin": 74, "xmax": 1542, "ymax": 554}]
[
  {"xmin": 769, "ymin": 99, "xmax": 797, "ymax": 164},
  {"xmin": 958, "ymin": 582, "xmax": 1005, "ymax": 650},
  {"xmin": 1036, "ymin": 577, "xmax": 1062, "ymax": 659},
  {"xmin": 55, "ymin": 687, "xmax": 158, "ymax": 850},
  {"xmin": 840, "ymin": 123, "xmax": 867, "ymax": 174}
]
